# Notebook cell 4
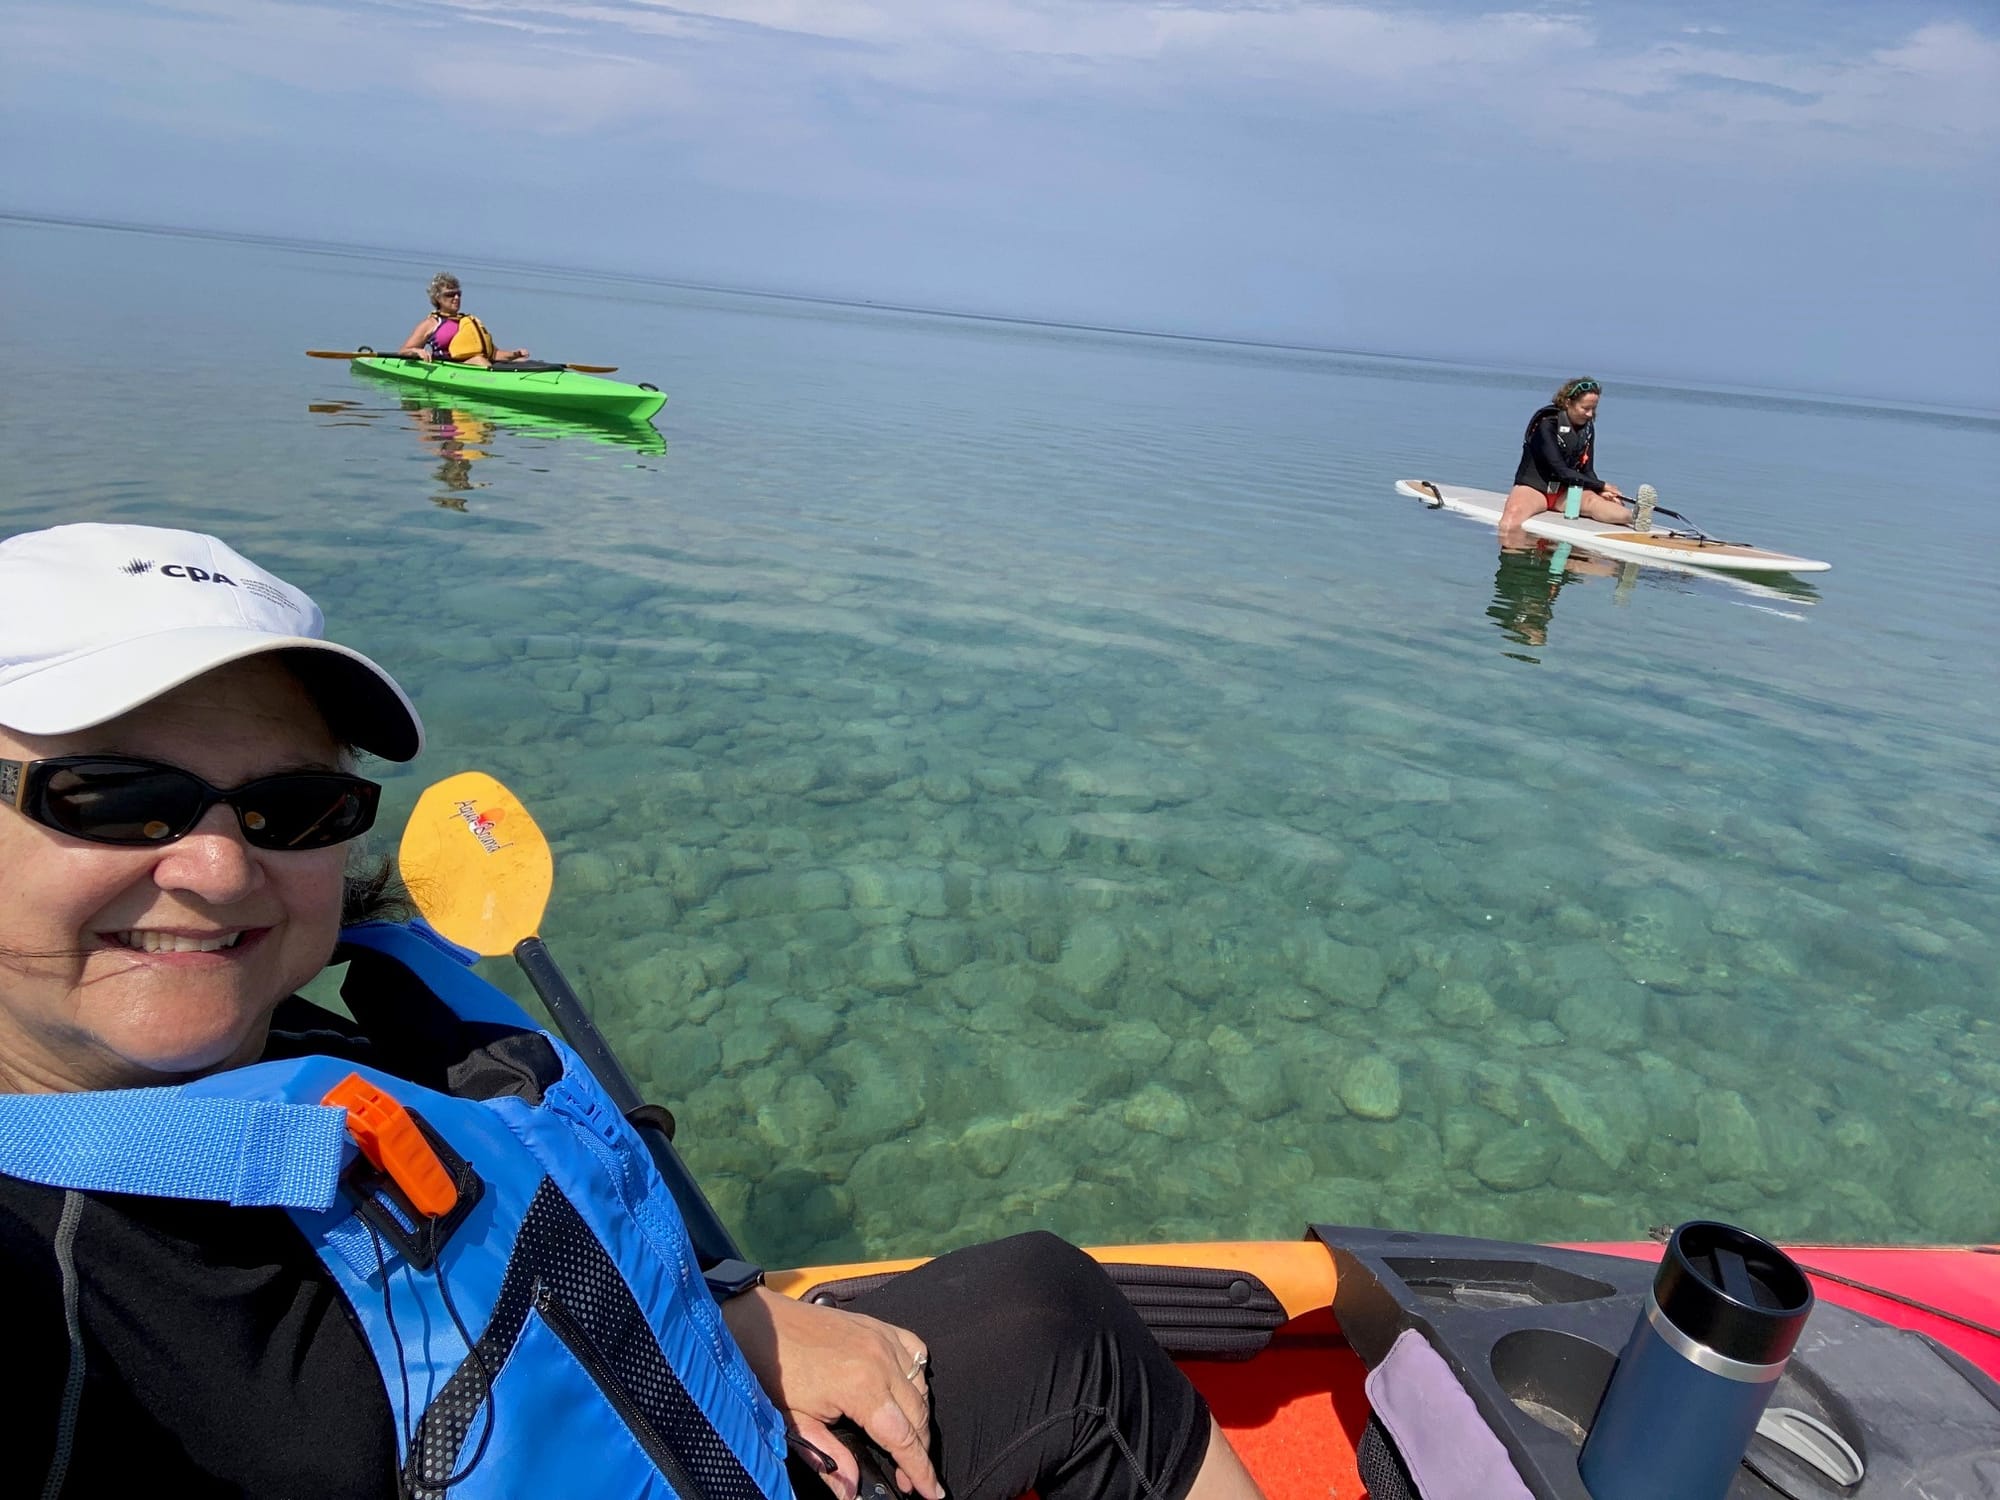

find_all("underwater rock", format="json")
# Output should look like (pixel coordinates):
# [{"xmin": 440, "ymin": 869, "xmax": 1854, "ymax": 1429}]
[
  {"xmin": 908, "ymin": 918, "xmax": 974, "ymax": 975},
  {"xmin": 1055, "ymin": 759, "xmax": 1206, "ymax": 810},
  {"xmin": 1121, "ymin": 1083, "xmax": 1194, "ymax": 1140},
  {"xmin": 1471, "ymin": 1059, "xmax": 1531, "ymax": 1125},
  {"xmin": 522, "ymin": 632, "xmax": 581, "ymax": 660},
  {"xmin": 849, "ymin": 864, "xmax": 952, "ymax": 917},
  {"xmin": 792, "ymin": 869, "xmax": 850, "ymax": 911},
  {"xmin": 998, "ymin": 1045, "xmax": 1132, "ymax": 1116},
  {"xmin": 1162, "ymin": 929, "xmax": 1227, "ymax": 1001},
  {"xmin": 958, "ymin": 1117, "xmax": 1021, "ymax": 1179},
  {"xmin": 638, "ymin": 1023, "xmax": 722, "ymax": 1103},
  {"xmin": 822, "ymin": 1040, "xmax": 926, "ymax": 1145},
  {"xmin": 1102, "ymin": 1018, "xmax": 1176, "ymax": 1069},
  {"xmin": 921, "ymin": 770, "xmax": 974, "ymax": 804},
  {"xmin": 1428, "ymin": 978, "xmax": 1498, "ymax": 1028},
  {"xmin": 605, "ymin": 684, "xmax": 654, "ymax": 721},
  {"xmin": 772, "ymin": 995, "xmax": 841, "ymax": 1056},
  {"xmin": 1901, "ymin": 1153, "xmax": 2000, "ymax": 1241},
  {"xmin": 1554, "ymin": 987, "xmax": 1649, "ymax": 1051},
  {"xmin": 433, "ymin": 633, "xmax": 505, "ymax": 667},
  {"xmin": 1024, "ymin": 922, "xmax": 1065, "ymax": 964},
  {"xmin": 1472, "ymin": 1130, "xmax": 1561, "ymax": 1191},
  {"xmin": 1695, "ymin": 1089, "xmax": 1771, "ymax": 1185},
  {"xmin": 719, "ymin": 871, "xmax": 803, "ymax": 920},
  {"xmin": 1056, "ymin": 918, "xmax": 1126, "ymax": 997},
  {"xmin": 1217, "ymin": 1048, "xmax": 1292, "ymax": 1122},
  {"xmin": 622, "ymin": 950, "xmax": 708, "ymax": 1018},
  {"xmin": 1329, "ymin": 1117, "xmax": 1445, "ymax": 1189},
  {"xmin": 1292, "ymin": 932, "xmax": 1389, "ymax": 1009},
  {"xmin": 1025, "ymin": 813, "xmax": 1075, "ymax": 861},
  {"xmin": 1339, "ymin": 1054, "xmax": 1404, "ymax": 1121},
  {"xmin": 852, "ymin": 935, "xmax": 919, "ymax": 994},
  {"xmin": 1439, "ymin": 1107, "xmax": 1505, "ymax": 1170},
  {"xmin": 798, "ymin": 908, "xmax": 862, "ymax": 951},
  {"xmin": 560, "ymin": 849, "xmax": 621, "ymax": 895},
  {"xmin": 972, "ymin": 762, "xmax": 1033, "ymax": 796},
  {"xmin": 753, "ymin": 1073, "xmax": 838, "ymax": 1151},
  {"xmin": 1532, "ymin": 1065, "xmax": 1646, "ymax": 1170}
]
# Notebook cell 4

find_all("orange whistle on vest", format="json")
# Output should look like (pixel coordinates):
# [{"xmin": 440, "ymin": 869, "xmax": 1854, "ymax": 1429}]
[{"xmin": 323, "ymin": 1073, "xmax": 460, "ymax": 1219}]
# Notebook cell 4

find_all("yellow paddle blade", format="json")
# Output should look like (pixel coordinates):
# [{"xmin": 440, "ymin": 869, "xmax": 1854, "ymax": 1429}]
[{"xmin": 397, "ymin": 771, "xmax": 553, "ymax": 956}]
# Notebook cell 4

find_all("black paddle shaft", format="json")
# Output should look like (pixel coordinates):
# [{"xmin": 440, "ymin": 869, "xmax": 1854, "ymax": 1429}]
[{"xmin": 513, "ymin": 935, "xmax": 746, "ymax": 1264}]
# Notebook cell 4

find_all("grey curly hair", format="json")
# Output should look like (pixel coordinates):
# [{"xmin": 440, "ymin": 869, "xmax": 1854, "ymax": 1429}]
[{"xmin": 426, "ymin": 272, "xmax": 462, "ymax": 307}]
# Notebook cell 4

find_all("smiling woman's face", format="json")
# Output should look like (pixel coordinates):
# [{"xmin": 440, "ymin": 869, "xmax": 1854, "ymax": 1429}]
[{"xmin": 0, "ymin": 657, "xmax": 350, "ymax": 1093}]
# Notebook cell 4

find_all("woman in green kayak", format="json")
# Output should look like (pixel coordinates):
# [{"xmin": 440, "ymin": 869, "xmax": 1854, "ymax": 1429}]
[
  {"xmin": 398, "ymin": 271, "xmax": 533, "ymax": 367},
  {"xmin": 0, "ymin": 522, "xmax": 1264, "ymax": 1500}
]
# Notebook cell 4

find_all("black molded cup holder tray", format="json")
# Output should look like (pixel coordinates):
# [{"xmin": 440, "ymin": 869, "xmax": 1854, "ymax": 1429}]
[{"xmin": 1312, "ymin": 1223, "xmax": 2000, "ymax": 1500}]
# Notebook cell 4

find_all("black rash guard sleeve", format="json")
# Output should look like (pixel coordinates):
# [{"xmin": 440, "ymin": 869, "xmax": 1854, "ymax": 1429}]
[{"xmin": 1527, "ymin": 415, "xmax": 1602, "ymax": 492}]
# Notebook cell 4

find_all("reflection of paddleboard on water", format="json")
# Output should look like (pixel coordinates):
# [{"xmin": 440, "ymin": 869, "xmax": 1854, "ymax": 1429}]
[{"xmin": 1395, "ymin": 479, "xmax": 1832, "ymax": 575}]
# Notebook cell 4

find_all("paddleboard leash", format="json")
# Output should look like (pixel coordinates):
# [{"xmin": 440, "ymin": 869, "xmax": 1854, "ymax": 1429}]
[{"xmin": 1641, "ymin": 497, "xmax": 1745, "ymax": 548}]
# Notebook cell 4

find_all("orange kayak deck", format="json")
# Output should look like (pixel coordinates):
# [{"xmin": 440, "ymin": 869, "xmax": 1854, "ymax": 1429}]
[{"xmin": 1185, "ymin": 1305, "xmax": 1371, "ymax": 1499}]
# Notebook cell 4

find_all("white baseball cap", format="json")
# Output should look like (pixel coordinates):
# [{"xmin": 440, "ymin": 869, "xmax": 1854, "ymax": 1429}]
[{"xmin": 0, "ymin": 523, "xmax": 423, "ymax": 761}]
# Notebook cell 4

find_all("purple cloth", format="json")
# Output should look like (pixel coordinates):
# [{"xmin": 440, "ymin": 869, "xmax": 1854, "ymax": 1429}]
[{"xmin": 1364, "ymin": 1329, "xmax": 1537, "ymax": 1500}]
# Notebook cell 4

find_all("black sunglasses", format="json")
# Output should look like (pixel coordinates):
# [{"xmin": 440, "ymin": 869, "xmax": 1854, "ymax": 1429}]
[{"xmin": 0, "ymin": 756, "xmax": 380, "ymax": 851}]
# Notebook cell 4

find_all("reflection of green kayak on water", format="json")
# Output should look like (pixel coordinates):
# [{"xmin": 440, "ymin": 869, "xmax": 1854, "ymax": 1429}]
[
  {"xmin": 350, "ymin": 353, "xmax": 667, "ymax": 422},
  {"xmin": 348, "ymin": 375, "xmax": 669, "ymax": 457}
]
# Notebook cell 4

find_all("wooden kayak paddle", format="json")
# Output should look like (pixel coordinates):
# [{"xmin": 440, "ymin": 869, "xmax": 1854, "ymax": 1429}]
[
  {"xmin": 397, "ymin": 770, "xmax": 744, "ymax": 1264},
  {"xmin": 307, "ymin": 349, "xmax": 620, "ymax": 374}
]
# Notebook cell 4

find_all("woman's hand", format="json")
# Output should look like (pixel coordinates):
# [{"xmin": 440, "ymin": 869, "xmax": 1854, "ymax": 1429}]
[
  {"xmin": 1600, "ymin": 482, "xmax": 1624, "ymax": 501},
  {"xmin": 720, "ymin": 1288, "xmax": 941, "ymax": 1500}
]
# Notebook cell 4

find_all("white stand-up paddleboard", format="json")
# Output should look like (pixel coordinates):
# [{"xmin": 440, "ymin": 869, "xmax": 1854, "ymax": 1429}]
[{"xmin": 1395, "ymin": 480, "xmax": 1832, "ymax": 574}]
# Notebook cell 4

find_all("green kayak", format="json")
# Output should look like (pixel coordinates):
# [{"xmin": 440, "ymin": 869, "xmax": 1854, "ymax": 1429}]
[{"xmin": 350, "ymin": 355, "xmax": 666, "ymax": 422}]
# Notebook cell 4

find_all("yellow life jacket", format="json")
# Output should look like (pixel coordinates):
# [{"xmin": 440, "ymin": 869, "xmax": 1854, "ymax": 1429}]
[{"xmin": 444, "ymin": 313, "xmax": 499, "ymax": 361}]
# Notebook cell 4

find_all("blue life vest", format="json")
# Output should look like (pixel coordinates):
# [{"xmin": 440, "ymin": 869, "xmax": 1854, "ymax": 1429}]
[{"xmin": 0, "ymin": 920, "xmax": 793, "ymax": 1500}]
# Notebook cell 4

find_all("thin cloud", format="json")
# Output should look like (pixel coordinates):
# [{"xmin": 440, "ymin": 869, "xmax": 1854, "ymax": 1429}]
[
  {"xmin": 6, "ymin": 0, "xmax": 1994, "ymax": 161},
  {"xmin": 355, "ymin": 1, "xmax": 2000, "ymax": 159}
]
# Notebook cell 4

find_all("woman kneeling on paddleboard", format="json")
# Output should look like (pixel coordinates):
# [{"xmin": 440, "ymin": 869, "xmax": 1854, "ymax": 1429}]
[
  {"xmin": 1499, "ymin": 376, "xmax": 1632, "ymax": 537},
  {"xmin": 399, "ymin": 270, "xmax": 533, "ymax": 367},
  {"xmin": 0, "ymin": 522, "xmax": 1263, "ymax": 1500}
]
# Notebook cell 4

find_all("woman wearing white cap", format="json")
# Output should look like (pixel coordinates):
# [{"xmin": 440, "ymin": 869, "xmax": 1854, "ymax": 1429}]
[{"xmin": 0, "ymin": 524, "xmax": 1263, "ymax": 1500}]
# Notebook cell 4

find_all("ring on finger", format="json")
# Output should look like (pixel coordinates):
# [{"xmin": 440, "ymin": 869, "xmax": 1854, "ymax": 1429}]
[{"xmin": 905, "ymin": 1352, "xmax": 928, "ymax": 1382}]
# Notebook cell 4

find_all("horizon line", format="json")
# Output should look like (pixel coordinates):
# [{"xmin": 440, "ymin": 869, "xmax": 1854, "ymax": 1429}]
[{"xmin": 4, "ymin": 207, "xmax": 1994, "ymax": 424}]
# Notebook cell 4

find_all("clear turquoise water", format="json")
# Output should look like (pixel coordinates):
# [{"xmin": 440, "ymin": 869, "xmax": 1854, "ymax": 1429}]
[{"xmin": 5, "ymin": 216, "xmax": 1997, "ymax": 1266}]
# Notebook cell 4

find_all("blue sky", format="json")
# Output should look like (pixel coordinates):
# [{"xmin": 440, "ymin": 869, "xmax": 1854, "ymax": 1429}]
[{"xmin": 4, "ymin": 0, "xmax": 1996, "ymax": 404}]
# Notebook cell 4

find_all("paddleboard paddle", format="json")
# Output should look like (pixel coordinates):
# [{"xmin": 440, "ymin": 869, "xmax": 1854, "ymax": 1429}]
[
  {"xmin": 397, "ymin": 770, "xmax": 745, "ymax": 1265},
  {"xmin": 307, "ymin": 349, "xmax": 621, "ymax": 374}
]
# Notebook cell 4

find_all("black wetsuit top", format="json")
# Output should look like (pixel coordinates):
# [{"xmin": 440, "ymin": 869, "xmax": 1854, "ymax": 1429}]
[{"xmin": 1513, "ymin": 405, "xmax": 1602, "ymax": 493}]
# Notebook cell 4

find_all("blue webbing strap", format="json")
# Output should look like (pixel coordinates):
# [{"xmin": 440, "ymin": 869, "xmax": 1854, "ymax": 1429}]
[{"xmin": 0, "ymin": 1091, "xmax": 348, "ymax": 1209}]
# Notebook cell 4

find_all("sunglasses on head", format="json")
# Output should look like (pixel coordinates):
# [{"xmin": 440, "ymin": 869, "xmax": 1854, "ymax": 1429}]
[{"xmin": 0, "ymin": 755, "xmax": 380, "ymax": 850}]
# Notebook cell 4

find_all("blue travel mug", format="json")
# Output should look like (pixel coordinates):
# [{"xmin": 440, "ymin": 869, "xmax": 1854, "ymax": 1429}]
[{"xmin": 1578, "ymin": 1221, "xmax": 1814, "ymax": 1500}]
